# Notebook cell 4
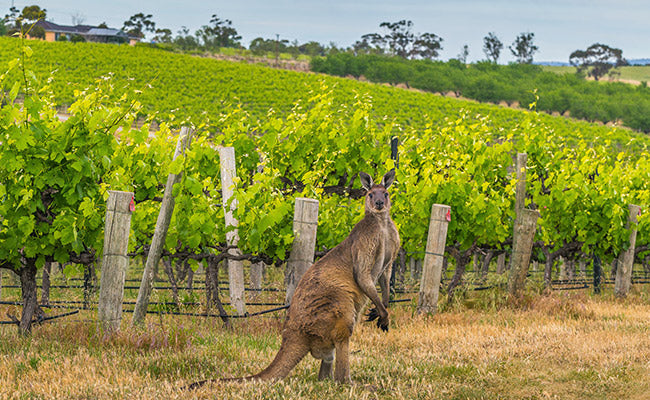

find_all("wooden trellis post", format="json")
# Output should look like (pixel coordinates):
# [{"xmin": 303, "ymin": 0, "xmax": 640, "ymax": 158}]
[
  {"xmin": 417, "ymin": 204, "xmax": 451, "ymax": 314},
  {"xmin": 285, "ymin": 197, "xmax": 319, "ymax": 305},
  {"xmin": 97, "ymin": 190, "xmax": 134, "ymax": 333},
  {"xmin": 593, "ymin": 255, "xmax": 602, "ymax": 294},
  {"xmin": 496, "ymin": 253, "xmax": 506, "ymax": 274},
  {"xmin": 250, "ymin": 262, "xmax": 264, "ymax": 299},
  {"xmin": 615, "ymin": 204, "xmax": 642, "ymax": 297},
  {"xmin": 132, "ymin": 127, "xmax": 193, "ymax": 325},
  {"xmin": 506, "ymin": 152, "xmax": 540, "ymax": 296},
  {"xmin": 507, "ymin": 209, "xmax": 540, "ymax": 296},
  {"xmin": 219, "ymin": 146, "xmax": 247, "ymax": 316}
]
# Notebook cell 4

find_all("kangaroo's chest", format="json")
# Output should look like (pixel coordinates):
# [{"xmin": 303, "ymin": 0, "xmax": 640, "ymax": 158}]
[
  {"xmin": 384, "ymin": 221, "xmax": 400, "ymax": 262},
  {"xmin": 371, "ymin": 225, "xmax": 399, "ymax": 281}
]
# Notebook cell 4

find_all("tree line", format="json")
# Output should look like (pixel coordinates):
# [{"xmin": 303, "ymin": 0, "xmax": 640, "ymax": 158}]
[
  {"xmin": 311, "ymin": 54, "xmax": 650, "ymax": 132},
  {"xmin": 1, "ymin": 5, "xmax": 631, "ymax": 79}
]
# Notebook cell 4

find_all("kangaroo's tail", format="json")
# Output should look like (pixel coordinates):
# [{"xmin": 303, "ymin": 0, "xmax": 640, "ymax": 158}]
[{"xmin": 185, "ymin": 330, "xmax": 310, "ymax": 390}]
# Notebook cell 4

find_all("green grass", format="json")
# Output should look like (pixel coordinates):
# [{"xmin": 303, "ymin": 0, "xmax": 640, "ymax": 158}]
[
  {"xmin": 617, "ymin": 66, "xmax": 650, "ymax": 82},
  {"xmin": 1, "ymin": 262, "xmax": 650, "ymax": 399},
  {"xmin": 1, "ymin": 289, "xmax": 649, "ymax": 399},
  {"xmin": 542, "ymin": 65, "xmax": 650, "ymax": 83}
]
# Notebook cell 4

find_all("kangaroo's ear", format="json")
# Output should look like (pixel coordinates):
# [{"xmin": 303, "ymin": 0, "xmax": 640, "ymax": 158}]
[
  {"xmin": 381, "ymin": 169, "xmax": 396, "ymax": 189},
  {"xmin": 359, "ymin": 172, "xmax": 373, "ymax": 191}
]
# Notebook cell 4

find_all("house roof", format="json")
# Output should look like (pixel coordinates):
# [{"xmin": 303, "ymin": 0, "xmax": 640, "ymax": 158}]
[
  {"xmin": 34, "ymin": 20, "xmax": 135, "ymax": 40},
  {"xmin": 35, "ymin": 20, "xmax": 93, "ymax": 34},
  {"xmin": 86, "ymin": 28, "xmax": 128, "ymax": 37}
]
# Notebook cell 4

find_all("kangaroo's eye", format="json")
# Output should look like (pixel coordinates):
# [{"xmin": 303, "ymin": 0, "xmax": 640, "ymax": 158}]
[
  {"xmin": 369, "ymin": 193, "xmax": 373, "ymax": 199},
  {"xmin": 384, "ymin": 193, "xmax": 389, "ymax": 199}
]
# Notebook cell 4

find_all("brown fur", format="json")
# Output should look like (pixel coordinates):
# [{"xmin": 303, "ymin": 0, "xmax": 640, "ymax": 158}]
[{"xmin": 188, "ymin": 170, "xmax": 400, "ymax": 388}]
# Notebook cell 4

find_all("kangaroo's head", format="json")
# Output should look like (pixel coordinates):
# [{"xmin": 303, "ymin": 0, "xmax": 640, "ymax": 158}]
[{"xmin": 359, "ymin": 169, "xmax": 395, "ymax": 215}]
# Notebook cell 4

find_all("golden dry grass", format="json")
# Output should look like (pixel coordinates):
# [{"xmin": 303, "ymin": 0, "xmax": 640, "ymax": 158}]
[{"xmin": 1, "ymin": 290, "xmax": 649, "ymax": 400}]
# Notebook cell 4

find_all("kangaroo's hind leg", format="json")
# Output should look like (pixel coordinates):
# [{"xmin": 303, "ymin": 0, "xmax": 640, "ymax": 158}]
[
  {"xmin": 312, "ymin": 347, "xmax": 334, "ymax": 380},
  {"xmin": 318, "ymin": 357, "xmax": 334, "ymax": 380},
  {"xmin": 334, "ymin": 337, "xmax": 351, "ymax": 384}
]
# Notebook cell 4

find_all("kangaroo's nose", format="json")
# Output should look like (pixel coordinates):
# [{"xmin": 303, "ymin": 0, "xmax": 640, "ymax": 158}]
[{"xmin": 375, "ymin": 200, "xmax": 384, "ymax": 209}]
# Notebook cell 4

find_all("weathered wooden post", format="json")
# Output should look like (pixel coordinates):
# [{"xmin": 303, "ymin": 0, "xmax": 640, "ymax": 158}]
[
  {"xmin": 507, "ymin": 152, "xmax": 540, "ymax": 296},
  {"xmin": 97, "ymin": 190, "xmax": 134, "ymax": 333},
  {"xmin": 507, "ymin": 209, "xmax": 540, "ymax": 296},
  {"xmin": 409, "ymin": 258, "xmax": 416, "ymax": 279},
  {"xmin": 558, "ymin": 257, "xmax": 567, "ymax": 281},
  {"xmin": 219, "ymin": 146, "xmax": 247, "ymax": 316},
  {"xmin": 285, "ymin": 197, "xmax": 319, "ymax": 304},
  {"xmin": 593, "ymin": 255, "xmax": 602, "ymax": 294},
  {"xmin": 496, "ymin": 253, "xmax": 506, "ymax": 274},
  {"xmin": 417, "ymin": 204, "xmax": 451, "ymax": 315},
  {"xmin": 250, "ymin": 262, "xmax": 264, "ymax": 299},
  {"xmin": 615, "ymin": 204, "xmax": 642, "ymax": 297},
  {"xmin": 132, "ymin": 127, "xmax": 193, "ymax": 325},
  {"xmin": 41, "ymin": 261, "xmax": 52, "ymax": 306}
]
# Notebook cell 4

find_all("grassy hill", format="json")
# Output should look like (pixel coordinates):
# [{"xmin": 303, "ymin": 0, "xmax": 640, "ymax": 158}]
[
  {"xmin": 541, "ymin": 65, "xmax": 650, "ymax": 83},
  {"xmin": 1, "ymin": 36, "xmax": 648, "ymax": 150},
  {"xmin": 311, "ymin": 53, "xmax": 650, "ymax": 132}
]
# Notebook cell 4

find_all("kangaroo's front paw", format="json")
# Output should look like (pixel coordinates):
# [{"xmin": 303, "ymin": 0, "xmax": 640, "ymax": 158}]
[
  {"xmin": 377, "ymin": 314, "xmax": 389, "ymax": 332},
  {"xmin": 366, "ymin": 307, "xmax": 379, "ymax": 322}
]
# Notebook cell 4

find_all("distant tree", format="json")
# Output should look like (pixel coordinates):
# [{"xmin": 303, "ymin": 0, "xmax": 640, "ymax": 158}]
[
  {"xmin": 249, "ymin": 37, "xmax": 288, "ymax": 56},
  {"xmin": 412, "ymin": 32, "xmax": 443, "ymax": 59},
  {"xmin": 457, "ymin": 44, "xmax": 469, "ymax": 64},
  {"xmin": 21, "ymin": 5, "xmax": 46, "ymax": 23},
  {"xmin": 483, "ymin": 32, "xmax": 503, "ymax": 63},
  {"xmin": 287, "ymin": 39, "xmax": 301, "ymax": 58},
  {"xmin": 98, "ymin": 22, "xmax": 108, "ymax": 28},
  {"xmin": 352, "ymin": 33, "xmax": 385, "ymax": 55},
  {"xmin": 173, "ymin": 26, "xmax": 200, "ymax": 51},
  {"xmin": 356, "ymin": 20, "xmax": 443, "ymax": 59},
  {"xmin": 153, "ymin": 28, "xmax": 172, "ymax": 43},
  {"xmin": 3, "ymin": 7, "xmax": 20, "ymax": 35},
  {"xmin": 4, "ymin": 5, "xmax": 46, "ymax": 36},
  {"xmin": 195, "ymin": 14, "xmax": 241, "ymax": 51},
  {"xmin": 299, "ymin": 41, "xmax": 326, "ymax": 57},
  {"xmin": 569, "ymin": 43, "xmax": 627, "ymax": 81},
  {"xmin": 123, "ymin": 13, "xmax": 156, "ymax": 39},
  {"xmin": 249, "ymin": 37, "xmax": 265, "ymax": 55},
  {"xmin": 0, "ymin": 19, "xmax": 7, "ymax": 36},
  {"xmin": 29, "ymin": 25, "xmax": 44, "ymax": 39},
  {"xmin": 70, "ymin": 34, "xmax": 86, "ymax": 43},
  {"xmin": 4, "ymin": 6, "xmax": 20, "ymax": 22},
  {"xmin": 71, "ymin": 12, "xmax": 85, "ymax": 26},
  {"xmin": 325, "ymin": 41, "xmax": 342, "ymax": 55},
  {"xmin": 380, "ymin": 20, "xmax": 415, "ymax": 58},
  {"xmin": 509, "ymin": 32, "xmax": 538, "ymax": 64}
]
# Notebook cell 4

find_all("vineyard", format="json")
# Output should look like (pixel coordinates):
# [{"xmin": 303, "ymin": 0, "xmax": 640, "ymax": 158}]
[
  {"xmin": 0, "ymin": 37, "xmax": 649, "ymax": 149},
  {"xmin": 0, "ymin": 37, "xmax": 650, "ymax": 398},
  {"xmin": 1, "ymin": 36, "xmax": 650, "ymax": 315},
  {"xmin": 311, "ymin": 53, "xmax": 650, "ymax": 132}
]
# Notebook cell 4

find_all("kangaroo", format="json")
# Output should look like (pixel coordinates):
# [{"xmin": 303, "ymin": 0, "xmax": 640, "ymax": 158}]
[{"xmin": 187, "ymin": 170, "xmax": 400, "ymax": 388}]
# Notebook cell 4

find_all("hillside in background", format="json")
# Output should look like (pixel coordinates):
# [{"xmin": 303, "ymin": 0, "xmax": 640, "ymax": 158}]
[
  {"xmin": 311, "ymin": 53, "xmax": 650, "ymax": 132},
  {"xmin": 0, "ymin": 37, "xmax": 648, "ymax": 150}
]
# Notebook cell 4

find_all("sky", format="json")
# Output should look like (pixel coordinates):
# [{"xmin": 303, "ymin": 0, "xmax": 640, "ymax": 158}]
[{"xmin": 7, "ymin": 0, "xmax": 650, "ymax": 63}]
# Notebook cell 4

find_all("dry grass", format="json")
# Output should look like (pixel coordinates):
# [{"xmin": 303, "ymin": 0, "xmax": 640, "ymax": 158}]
[{"xmin": 1, "ymin": 289, "xmax": 649, "ymax": 399}]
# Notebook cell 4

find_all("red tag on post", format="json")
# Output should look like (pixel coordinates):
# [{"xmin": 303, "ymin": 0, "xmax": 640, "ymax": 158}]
[
  {"xmin": 129, "ymin": 197, "xmax": 135, "ymax": 212},
  {"xmin": 445, "ymin": 209, "xmax": 451, "ymax": 222}
]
